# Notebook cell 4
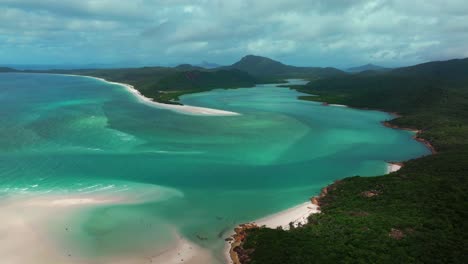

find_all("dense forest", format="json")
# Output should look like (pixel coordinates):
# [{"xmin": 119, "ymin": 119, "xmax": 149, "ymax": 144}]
[{"xmin": 238, "ymin": 58, "xmax": 468, "ymax": 263}]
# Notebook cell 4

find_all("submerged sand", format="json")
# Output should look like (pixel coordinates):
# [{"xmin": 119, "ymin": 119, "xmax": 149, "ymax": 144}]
[{"xmin": 0, "ymin": 193, "xmax": 214, "ymax": 264}]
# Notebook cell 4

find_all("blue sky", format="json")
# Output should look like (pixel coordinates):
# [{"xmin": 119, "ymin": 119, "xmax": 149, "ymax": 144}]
[{"xmin": 1, "ymin": 0, "xmax": 467, "ymax": 68}]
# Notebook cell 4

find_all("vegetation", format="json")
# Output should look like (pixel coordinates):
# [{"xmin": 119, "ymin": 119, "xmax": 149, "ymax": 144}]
[
  {"xmin": 239, "ymin": 58, "xmax": 468, "ymax": 263},
  {"xmin": 227, "ymin": 55, "xmax": 345, "ymax": 79}
]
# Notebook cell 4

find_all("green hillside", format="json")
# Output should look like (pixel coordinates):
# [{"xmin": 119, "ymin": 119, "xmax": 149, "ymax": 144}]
[
  {"xmin": 228, "ymin": 55, "xmax": 345, "ymax": 80},
  {"xmin": 237, "ymin": 58, "xmax": 468, "ymax": 264},
  {"xmin": 0, "ymin": 67, "xmax": 17, "ymax": 72},
  {"xmin": 150, "ymin": 69, "xmax": 256, "ymax": 102}
]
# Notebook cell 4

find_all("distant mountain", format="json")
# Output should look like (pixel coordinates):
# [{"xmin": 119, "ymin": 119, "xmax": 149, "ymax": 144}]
[
  {"xmin": 227, "ymin": 55, "xmax": 345, "ymax": 79},
  {"xmin": 0, "ymin": 67, "xmax": 18, "ymax": 72},
  {"xmin": 297, "ymin": 57, "xmax": 468, "ymax": 114},
  {"xmin": 347, "ymin": 63, "xmax": 390, "ymax": 73},
  {"xmin": 0, "ymin": 63, "xmax": 134, "ymax": 70},
  {"xmin": 174, "ymin": 64, "xmax": 205, "ymax": 71},
  {"xmin": 391, "ymin": 58, "xmax": 468, "ymax": 81},
  {"xmin": 197, "ymin": 61, "xmax": 222, "ymax": 69}
]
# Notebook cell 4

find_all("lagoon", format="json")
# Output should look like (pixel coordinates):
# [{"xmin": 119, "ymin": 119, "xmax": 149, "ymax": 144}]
[{"xmin": 0, "ymin": 73, "xmax": 430, "ymax": 263}]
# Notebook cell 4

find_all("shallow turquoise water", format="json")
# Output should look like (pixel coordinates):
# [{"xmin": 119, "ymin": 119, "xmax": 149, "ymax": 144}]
[{"xmin": 0, "ymin": 73, "xmax": 430, "ymax": 262}]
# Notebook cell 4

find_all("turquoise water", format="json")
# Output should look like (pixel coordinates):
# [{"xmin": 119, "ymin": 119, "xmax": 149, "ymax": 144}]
[{"xmin": 0, "ymin": 73, "xmax": 430, "ymax": 262}]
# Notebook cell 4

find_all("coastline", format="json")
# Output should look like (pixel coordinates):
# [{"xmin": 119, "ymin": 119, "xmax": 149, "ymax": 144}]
[
  {"xmin": 387, "ymin": 161, "xmax": 403, "ymax": 173},
  {"xmin": 382, "ymin": 121, "xmax": 437, "ymax": 154},
  {"xmin": 1, "ymin": 192, "xmax": 214, "ymax": 264},
  {"xmin": 65, "ymin": 74, "xmax": 241, "ymax": 116},
  {"xmin": 226, "ymin": 103, "xmax": 436, "ymax": 264},
  {"xmin": 224, "ymin": 202, "xmax": 320, "ymax": 264},
  {"xmin": 319, "ymin": 97, "xmax": 436, "ymax": 155}
]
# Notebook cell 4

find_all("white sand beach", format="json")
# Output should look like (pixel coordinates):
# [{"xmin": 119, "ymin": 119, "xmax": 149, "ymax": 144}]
[
  {"xmin": 76, "ymin": 75, "xmax": 240, "ymax": 116},
  {"xmin": 387, "ymin": 162, "xmax": 402, "ymax": 173},
  {"xmin": 225, "ymin": 201, "xmax": 320, "ymax": 263},
  {"xmin": 253, "ymin": 201, "xmax": 320, "ymax": 230},
  {"xmin": 329, "ymin": 104, "xmax": 348, "ymax": 107},
  {"xmin": 0, "ymin": 194, "xmax": 109, "ymax": 264},
  {"xmin": 0, "ymin": 193, "xmax": 214, "ymax": 264}
]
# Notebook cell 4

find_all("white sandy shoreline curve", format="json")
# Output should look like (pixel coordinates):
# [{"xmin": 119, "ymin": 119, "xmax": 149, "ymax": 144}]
[
  {"xmin": 69, "ymin": 74, "xmax": 240, "ymax": 116},
  {"xmin": 237, "ymin": 161, "xmax": 402, "ymax": 233},
  {"xmin": 253, "ymin": 202, "xmax": 320, "ymax": 230}
]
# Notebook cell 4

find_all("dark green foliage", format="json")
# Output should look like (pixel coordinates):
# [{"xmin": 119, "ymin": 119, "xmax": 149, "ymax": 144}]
[
  {"xmin": 242, "ymin": 58, "xmax": 468, "ymax": 263},
  {"xmin": 244, "ymin": 153, "xmax": 468, "ymax": 264},
  {"xmin": 153, "ymin": 69, "xmax": 256, "ymax": 91}
]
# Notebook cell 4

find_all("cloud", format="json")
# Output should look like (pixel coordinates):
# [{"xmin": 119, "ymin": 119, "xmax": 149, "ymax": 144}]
[{"xmin": 0, "ymin": 0, "xmax": 467, "ymax": 67}]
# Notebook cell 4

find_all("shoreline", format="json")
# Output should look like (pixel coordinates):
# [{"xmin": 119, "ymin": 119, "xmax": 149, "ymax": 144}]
[
  {"xmin": 387, "ymin": 161, "xmax": 403, "ymax": 173},
  {"xmin": 253, "ymin": 202, "xmax": 320, "ymax": 230},
  {"xmin": 0, "ymin": 193, "xmax": 125, "ymax": 264},
  {"xmin": 226, "ymin": 103, "xmax": 436, "ymax": 264},
  {"xmin": 65, "ymin": 74, "xmax": 241, "ymax": 116},
  {"xmin": 382, "ymin": 121, "xmax": 437, "ymax": 154},
  {"xmin": 225, "ymin": 200, "xmax": 322, "ymax": 264},
  {"xmin": 1, "ymin": 192, "xmax": 214, "ymax": 264},
  {"xmin": 317, "ymin": 97, "xmax": 436, "ymax": 155}
]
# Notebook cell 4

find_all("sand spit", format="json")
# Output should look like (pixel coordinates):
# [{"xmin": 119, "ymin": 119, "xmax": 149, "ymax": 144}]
[
  {"xmin": 74, "ymin": 75, "xmax": 241, "ymax": 116},
  {"xmin": 0, "ymin": 193, "xmax": 215, "ymax": 264}
]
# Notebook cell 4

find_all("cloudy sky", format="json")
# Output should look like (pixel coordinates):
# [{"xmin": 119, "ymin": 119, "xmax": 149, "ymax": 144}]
[{"xmin": 1, "ymin": 0, "xmax": 467, "ymax": 68}]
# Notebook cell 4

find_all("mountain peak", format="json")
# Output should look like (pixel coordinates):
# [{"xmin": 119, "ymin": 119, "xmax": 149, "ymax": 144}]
[
  {"xmin": 229, "ymin": 55, "xmax": 344, "ymax": 78},
  {"xmin": 238, "ymin": 55, "xmax": 282, "ymax": 64},
  {"xmin": 347, "ymin": 63, "xmax": 389, "ymax": 73}
]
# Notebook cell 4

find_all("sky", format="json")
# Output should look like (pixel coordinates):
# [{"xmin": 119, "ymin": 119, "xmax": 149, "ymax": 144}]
[{"xmin": 1, "ymin": 0, "xmax": 468, "ymax": 68}]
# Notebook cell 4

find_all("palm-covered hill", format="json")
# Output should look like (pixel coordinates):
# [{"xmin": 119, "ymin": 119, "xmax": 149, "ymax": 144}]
[{"xmin": 237, "ymin": 57, "xmax": 468, "ymax": 264}]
